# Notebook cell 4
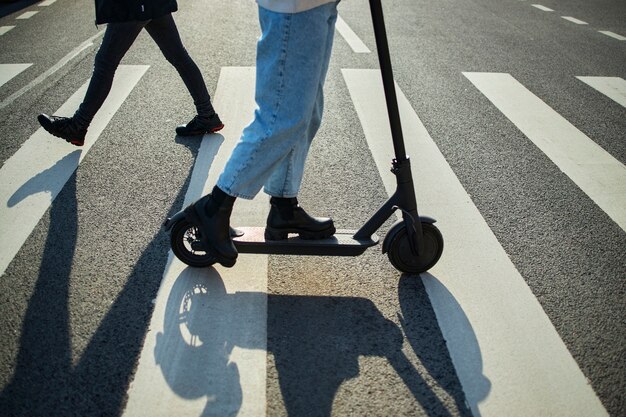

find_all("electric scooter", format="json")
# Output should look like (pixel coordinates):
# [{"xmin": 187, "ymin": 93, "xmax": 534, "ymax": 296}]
[{"xmin": 164, "ymin": 0, "xmax": 444, "ymax": 274}]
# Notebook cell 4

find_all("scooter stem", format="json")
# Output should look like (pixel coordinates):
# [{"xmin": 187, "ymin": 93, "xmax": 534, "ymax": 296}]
[{"xmin": 369, "ymin": 0, "xmax": 406, "ymax": 162}]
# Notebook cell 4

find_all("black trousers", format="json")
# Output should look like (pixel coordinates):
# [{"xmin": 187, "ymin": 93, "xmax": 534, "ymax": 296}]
[{"xmin": 74, "ymin": 13, "xmax": 214, "ymax": 127}]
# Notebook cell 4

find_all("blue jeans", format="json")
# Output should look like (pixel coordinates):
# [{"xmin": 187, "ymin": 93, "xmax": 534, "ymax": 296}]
[{"xmin": 217, "ymin": 2, "xmax": 338, "ymax": 199}]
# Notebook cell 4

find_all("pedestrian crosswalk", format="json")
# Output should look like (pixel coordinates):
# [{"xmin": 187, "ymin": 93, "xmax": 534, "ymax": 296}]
[
  {"xmin": 0, "ymin": 56, "xmax": 622, "ymax": 416},
  {"xmin": 0, "ymin": 65, "xmax": 148, "ymax": 278},
  {"xmin": 464, "ymin": 72, "xmax": 626, "ymax": 232}
]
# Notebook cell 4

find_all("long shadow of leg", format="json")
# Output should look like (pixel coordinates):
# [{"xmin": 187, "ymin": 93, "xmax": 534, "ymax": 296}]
[
  {"xmin": 0, "ymin": 174, "xmax": 78, "ymax": 416},
  {"xmin": 69, "ymin": 137, "xmax": 204, "ymax": 415},
  {"xmin": 0, "ymin": 137, "xmax": 203, "ymax": 416}
]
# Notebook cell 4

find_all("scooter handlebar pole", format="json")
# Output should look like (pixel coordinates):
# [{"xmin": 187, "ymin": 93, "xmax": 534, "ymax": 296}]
[{"xmin": 369, "ymin": 0, "xmax": 407, "ymax": 162}]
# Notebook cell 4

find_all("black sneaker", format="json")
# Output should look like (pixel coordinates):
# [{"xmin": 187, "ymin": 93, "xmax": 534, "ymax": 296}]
[
  {"xmin": 38, "ymin": 114, "xmax": 87, "ymax": 146},
  {"xmin": 176, "ymin": 114, "xmax": 224, "ymax": 136}
]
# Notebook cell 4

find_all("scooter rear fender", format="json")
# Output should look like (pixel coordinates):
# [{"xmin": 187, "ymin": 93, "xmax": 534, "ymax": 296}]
[{"xmin": 163, "ymin": 210, "xmax": 186, "ymax": 231}]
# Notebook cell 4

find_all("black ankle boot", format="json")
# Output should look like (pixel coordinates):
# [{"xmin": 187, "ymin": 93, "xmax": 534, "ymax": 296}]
[
  {"xmin": 184, "ymin": 186, "xmax": 237, "ymax": 267},
  {"xmin": 265, "ymin": 197, "xmax": 335, "ymax": 240}
]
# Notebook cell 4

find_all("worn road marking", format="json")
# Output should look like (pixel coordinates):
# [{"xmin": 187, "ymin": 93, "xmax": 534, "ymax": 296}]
[
  {"xmin": 0, "ymin": 26, "xmax": 15, "ymax": 36},
  {"xmin": 598, "ymin": 30, "xmax": 626, "ymax": 41},
  {"xmin": 16, "ymin": 11, "xmax": 38, "ymax": 19},
  {"xmin": 531, "ymin": 4, "xmax": 554, "ymax": 12},
  {"xmin": 561, "ymin": 16, "xmax": 588, "ymax": 25},
  {"xmin": 0, "ymin": 29, "xmax": 105, "ymax": 111}
]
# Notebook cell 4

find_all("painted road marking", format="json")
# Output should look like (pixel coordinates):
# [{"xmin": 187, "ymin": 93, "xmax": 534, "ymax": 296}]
[
  {"xmin": 0, "ymin": 63, "xmax": 31, "ymax": 88},
  {"xmin": 343, "ymin": 68, "xmax": 609, "ymax": 417},
  {"xmin": 531, "ymin": 4, "xmax": 553, "ymax": 12},
  {"xmin": 464, "ymin": 72, "xmax": 626, "ymax": 232},
  {"xmin": 0, "ymin": 26, "xmax": 15, "ymax": 36},
  {"xmin": 336, "ymin": 15, "xmax": 371, "ymax": 53},
  {"xmin": 39, "ymin": 0, "xmax": 57, "ymax": 5},
  {"xmin": 561, "ymin": 16, "xmax": 588, "ymax": 25},
  {"xmin": 16, "ymin": 11, "xmax": 38, "ymax": 19},
  {"xmin": 577, "ymin": 76, "xmax": 626, "ymax": 107},
  {"xmin": 0, "ymin": 29, "xmax": 105, "ymax": 111},
  {"xmin": 599, "ymin": 30, "xmax": 626, "ymax": 41},
  {"xmin": 0, "ymin": 65, "xmax": 148, "ymax": 278},
  {"xmin": 124, "ymin": 67, "xmax": 268, "ymax": 417}
]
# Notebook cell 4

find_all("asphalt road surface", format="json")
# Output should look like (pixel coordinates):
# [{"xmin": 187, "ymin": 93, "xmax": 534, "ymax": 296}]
[{"xmin": 0, "ymin": 0, "xmax": 624, "ymax": 416}]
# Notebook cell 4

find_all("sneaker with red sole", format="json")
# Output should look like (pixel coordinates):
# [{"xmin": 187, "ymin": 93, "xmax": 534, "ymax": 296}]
[
  {"xmin": 176, "ymin": 114, "xmax": 224, "ymax": 136},
  {"xmin": 38, "ymin": 114, "xmax": 87, "ymax": 146}
]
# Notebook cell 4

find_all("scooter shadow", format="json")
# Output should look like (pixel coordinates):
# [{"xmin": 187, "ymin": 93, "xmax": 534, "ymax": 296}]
[{"xmin": 156, "ymin": 268, "xmax": 477, "ymax": 416}]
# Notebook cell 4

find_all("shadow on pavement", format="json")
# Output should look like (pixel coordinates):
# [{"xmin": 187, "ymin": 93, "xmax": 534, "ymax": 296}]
[
  {"xmin": 0, "ymin": 0, "xmax": 39, "ymax": 19},
  {"xmin": 0, "ymin": 136, "xmax": 202, "ymax": 416},
  {"xmin": 155, "ymin": 270, "xmax": 480, "ymax": 416}
]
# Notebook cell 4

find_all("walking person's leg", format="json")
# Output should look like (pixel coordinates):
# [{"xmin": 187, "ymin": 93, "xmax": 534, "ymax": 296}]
[
  {"xmin": 38, "ymin": 22, "xmax": 144, "ymax": 146},
  {"xmin": 145, "ymin": 14, "xmax": 223, "ymax": 136}
]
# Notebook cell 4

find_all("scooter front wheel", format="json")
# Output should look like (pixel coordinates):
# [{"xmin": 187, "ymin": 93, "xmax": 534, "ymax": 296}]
[
  {"xmin": 387, "ymin": 222, "xmax": 443, "ymax": 274},
  {"xmin": 170, "ymin": 218, "xmax": 216, "ymax": 268}
]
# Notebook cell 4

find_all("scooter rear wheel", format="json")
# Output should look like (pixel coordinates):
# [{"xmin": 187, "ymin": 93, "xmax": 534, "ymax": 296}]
[
  {"xmin": 387, "ymin": 222, "xmax": 443, "ymax": 274},
  {"xmin": 170, "ymin": 219, "xmax": 216, "ymax": 268}
]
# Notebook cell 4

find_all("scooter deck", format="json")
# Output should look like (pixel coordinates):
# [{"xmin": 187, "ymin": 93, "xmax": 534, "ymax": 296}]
[{"xmin": 232, "ymin": 227, "xmax": 379, "ymax": 256}]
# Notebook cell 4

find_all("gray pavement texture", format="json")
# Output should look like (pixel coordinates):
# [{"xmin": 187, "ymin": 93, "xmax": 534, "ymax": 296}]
[{"xmin": 0, "ymin": 0, "xmax": 624, "ymax": 416}]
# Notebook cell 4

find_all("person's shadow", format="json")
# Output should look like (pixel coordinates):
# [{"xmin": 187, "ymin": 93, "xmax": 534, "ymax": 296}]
[
  {"xmin": 155, "ymin": 269, "xmax": 485, "ymax": 416},
  {"xmin": 0, "ymin": 135, "xmax": 217, "ymax": 416}
]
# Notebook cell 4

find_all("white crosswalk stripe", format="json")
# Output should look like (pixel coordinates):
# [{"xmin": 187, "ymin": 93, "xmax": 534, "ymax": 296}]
[
  {"xmin": 125, "ymin": 67, "xmax": 268, "ymax": 417},
  {"xmin": 0, "ymin": 65, "xmax": 149, "ymax": 278},
  {"xmin": 0, "ymin": 26, "xmax": 15, "ymax": 36},
  {"xmin": 0, "ymin": 63, "xmax": 32, "ymax": 89},
  {"xmin": 464, "ymin": 72, "xmax": 626, "ymax": 232},
  {"xmin": 577, "ymin": 76, "xmax": 626, "ymax": 107},
  {"xmin": 343, "ymin": 68, "xmax": 609, "ymax": 417}
]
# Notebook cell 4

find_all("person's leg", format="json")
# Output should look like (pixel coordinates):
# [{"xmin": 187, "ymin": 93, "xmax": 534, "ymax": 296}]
[
  {"xmin": 263, "ymin": 7, "xmax": 338, "ymax": 240},
  {"xmin": 216, "ymin": 2, "xmax": 339, "ymax": 199},
  {"xmin": 74, "ymin": 22, "xmax": 145, "ymax": 127},
  {"xmin": 145, "ymin": 14, "xmax": 223, "ymax": 135},
  {"xmin": 38, "ymin": 22, "xmax": 144, "ymax": 146},
  {"xmin": 264, "ymin": 7, "xmax": 337, "ymax": 198}
]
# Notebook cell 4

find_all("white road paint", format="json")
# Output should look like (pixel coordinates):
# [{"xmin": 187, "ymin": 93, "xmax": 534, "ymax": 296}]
[
  {"xmin": 0, "ymin": 29, "xmax": 105, "ymax": 111},
  {"xmin": 124, "ymin": 67, "xmax": 268, "ymax": 417},
  {"xmin": 336, "ymin": 15, "xmax": 371, "ymax": 54},
  {"xmin": 464, "ymin": 72, "xmax": 626, "ymax": 232},
  {"xmin": 531, "ymin": 4, "xmax": 554, "ymax": 12},
  {"xmin": 599, "ymin": 30, "xmax": 626, "ymax": 41},
  {"xmin": 0, "ymin": 63, "xmax": 31, "ymax": 88},
  {"xmin": 343, "ymin": 68, "xmax": 609, "ymax": 417},
  {"xmin": 561, "ymin": 16, "xmax": 588, "ymax": 25},
  {"xmin": 0, "ymin": 26, "xmax": 15, "ymax": 36},
  {"xmin": 0, "ymin": 65, "xmax": 148, "ymax": 278},
  {"xmin": 577, "ymin": 76, "xmax": 626, "ymax": 107},
  {"xmin": 16, "ymin": 11, "xmax": 38, "ymax": 19},
  {"xmin": 39, "ymin": 0, "xmax": 57, "ymax": 5}
]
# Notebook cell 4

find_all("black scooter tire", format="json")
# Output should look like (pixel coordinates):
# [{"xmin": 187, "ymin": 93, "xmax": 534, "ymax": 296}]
[
  {"xmin": 170, "ymin": 218, "xmax": 216, "ymax": 268},
  {"xmin": 387, "ymin": 222, "xmax": 443, "ymax": 274}
]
